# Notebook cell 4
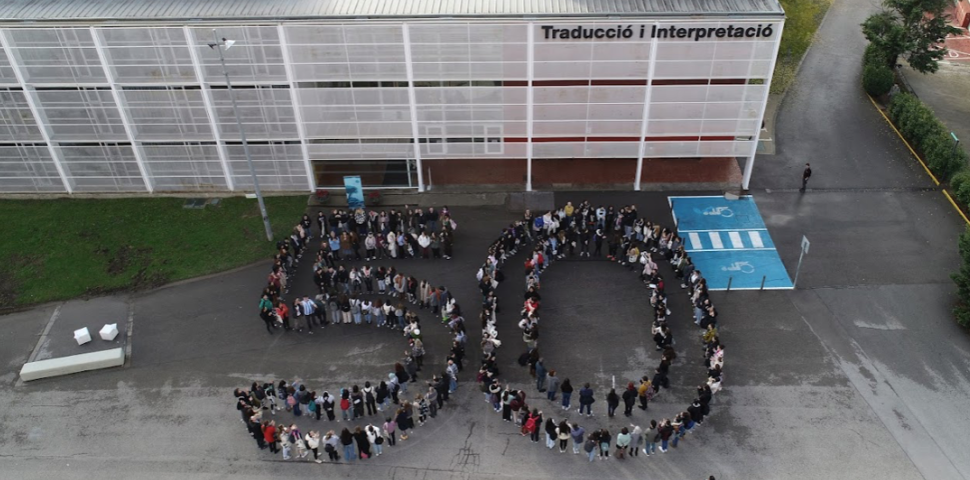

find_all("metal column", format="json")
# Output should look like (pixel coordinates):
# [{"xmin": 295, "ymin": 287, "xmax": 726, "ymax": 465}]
[
  {"xmin": 0, "ymin": 29, "xmax": 73, "ymax": 193},
  {"xmin": 90, "ymin": 27, "xmax": 154, "ymax": 193},
  {"xmin": 526, "ymin": 22, "xmax": 535, "ymax": 192},
  {"xmin": 634, "ymin": 27, "xmax": 660, "ymax": 191},
  {"xmin": 278, "ymin": 24, "xmax": 315, "ymax": 192},
  {"xmin": 401, "ymin": 24, "xmax": 425, "ymax": 192},
  {"xmin": 742, "ymin": 19, "xmax": 786, "ymax": 191}
]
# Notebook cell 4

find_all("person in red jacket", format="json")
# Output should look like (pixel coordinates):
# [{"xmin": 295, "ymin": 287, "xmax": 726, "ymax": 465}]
[
  {"xmin": 275, "ymin": 301, "xmax": 290, "ymax": 331},
  {"xmin": 262, "ymin": 420, "xmax": 278, "ymax": 454}
]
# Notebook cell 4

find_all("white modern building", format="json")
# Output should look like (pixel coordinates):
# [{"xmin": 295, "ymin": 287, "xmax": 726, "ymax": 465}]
[{"xmin": 0, "ymin": 0, "xmax": 784, "ymax": 194}]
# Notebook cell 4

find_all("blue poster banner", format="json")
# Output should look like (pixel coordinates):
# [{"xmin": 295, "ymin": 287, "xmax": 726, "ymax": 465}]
[{"xmin": 344, "ymin": 175, "xmax": 364, "ymax": 210}]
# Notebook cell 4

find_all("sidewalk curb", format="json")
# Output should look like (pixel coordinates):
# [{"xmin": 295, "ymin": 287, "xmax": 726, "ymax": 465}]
[{"xmin": 865, "ymin": 93, "xmax": 970, "ymax": 226}]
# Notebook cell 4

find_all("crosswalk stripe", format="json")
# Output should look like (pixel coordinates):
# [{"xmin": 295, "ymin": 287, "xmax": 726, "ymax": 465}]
[
  {"xmin": 708, "ymin": 231, "xmax": 724, "ymax": 249},
  {"xmin": 748, "ymin": 231, "xmax": 764, "ymax": 248},
  {"xmin": 689, "ymin": 232, "xmax": 702, "ymax": 250},
  {"xmin": 728, "ymin": 231, "xmax": 744, "ymax": 248}
]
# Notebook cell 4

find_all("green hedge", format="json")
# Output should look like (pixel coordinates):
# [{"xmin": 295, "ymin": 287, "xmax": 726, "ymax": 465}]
[
  {"xmin": 951, "ymin": 169, "xmax": 970, "ymax": 206},
  {"xmin": 952, "ymin": 226, "xmax": 970, "ymax": 328},
  {"xmin": 862, "ymin": 63, "xmax": 894, "ymax": 96},
  {"xmin": 863, "ymin": 43, "xmax": 893, "ymax": 69},
  {"xmin": 862, "ymin": 43, "xmax": 895, "ymax": 97},
  {"xmin": 887, "ymin": 92, "xmax": 968, "ymax": 181}
]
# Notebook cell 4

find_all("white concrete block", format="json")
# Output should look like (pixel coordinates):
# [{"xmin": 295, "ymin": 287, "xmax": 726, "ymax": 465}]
[
  {"xmin": 74, "ymin": 327, "xmax": 91, "ymax": 345},
  {"xmin": 19, "ymin": 348, "xmax": 125, "ymax": 382},
  {"xmin": 99, "ymin": 323, "xmax": 119, "ymax": 341}
]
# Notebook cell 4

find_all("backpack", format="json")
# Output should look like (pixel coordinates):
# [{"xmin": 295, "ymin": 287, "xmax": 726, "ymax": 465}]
[
  {"xmin": 524, "ymin": 417, "xmax": 537, "ymax": 432},
  {"xmin": 534, "ymin": 217, "xmax": 544, "ymax": 229}
]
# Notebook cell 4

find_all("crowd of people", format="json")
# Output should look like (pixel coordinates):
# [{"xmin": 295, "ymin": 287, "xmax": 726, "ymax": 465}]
[
  {"xmin": 239, "ymin": 205, "xmax": 467, "ymax": 462},
  {"xmin": 256, "ymin": 206, "xmax": 460, "ymax": 336},
  {"xmin": 234, "ymin": 367, "xmax": 461, "ymax": 463},
  {"xmin": 474, "ymin": 200, "xmax": 727, "ymax": 460}
]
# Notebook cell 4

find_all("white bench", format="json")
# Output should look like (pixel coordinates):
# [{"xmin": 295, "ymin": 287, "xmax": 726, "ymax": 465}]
[{"xmin": 19, "ymin": 348, "xmax": 125, "ymax": 382}]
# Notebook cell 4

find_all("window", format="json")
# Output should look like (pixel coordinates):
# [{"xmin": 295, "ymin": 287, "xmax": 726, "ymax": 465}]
[
  {"xmin": 423, "ymin": 125, "xmax": 444, "ymax": 154},
  {"xmin": 484, "ymin": 125, "xmax": 503, "ymax": 154}
]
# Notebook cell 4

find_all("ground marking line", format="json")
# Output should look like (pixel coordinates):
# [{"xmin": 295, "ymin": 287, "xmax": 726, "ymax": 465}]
[
  {"xmin": 685, "ymin": 248, "xmax": 777, "ymax": 252},
  {"xmin": 708, "ymin": 231, "xmax": 724, "ymax": 249},
  {"xmin": 749, "ymin": 231, "xmax": 765, "ymax": 248},
  {"xmin": 688, "ymin": 232, "xmax": 702, "ymax": 249},
  {"xmin": 16, "ymin": 303, "xmax": 63, "ymax": 387},
  {"xmin": 678, "ymin": 228, "xmax": 769, "ymax": 233}
]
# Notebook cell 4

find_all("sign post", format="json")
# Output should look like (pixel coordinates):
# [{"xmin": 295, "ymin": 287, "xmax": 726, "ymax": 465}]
[{"xmin": 793, "ymin": 235, "xmax": 809, "ymax": 288}]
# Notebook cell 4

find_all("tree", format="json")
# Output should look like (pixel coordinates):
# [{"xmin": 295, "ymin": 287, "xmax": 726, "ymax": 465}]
[{"xmin": 861, "ymin": 0, "xmax": 961, "ymax": 73}]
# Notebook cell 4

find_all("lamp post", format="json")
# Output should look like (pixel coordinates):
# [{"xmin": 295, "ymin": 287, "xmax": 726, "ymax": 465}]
[{"xmin": 209, "ymin": 30, "xmax": 273, "ymax": 242}]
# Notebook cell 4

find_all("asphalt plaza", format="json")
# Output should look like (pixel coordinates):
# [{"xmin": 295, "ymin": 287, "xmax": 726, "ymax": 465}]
[{"xmin": 3, "ymin": 0, "xmax": 970, "ymax": 474}]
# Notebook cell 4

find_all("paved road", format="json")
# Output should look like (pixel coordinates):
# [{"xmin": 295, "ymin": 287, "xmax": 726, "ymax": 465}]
[{"xmin": 2, "ymin": 0, "xmax": 970, "ymax": 479}]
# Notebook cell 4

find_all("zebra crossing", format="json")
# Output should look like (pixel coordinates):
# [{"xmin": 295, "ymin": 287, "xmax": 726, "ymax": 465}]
[{"xmin": 683, "ymin": 229, "xmax": 774, "ymax": 252}]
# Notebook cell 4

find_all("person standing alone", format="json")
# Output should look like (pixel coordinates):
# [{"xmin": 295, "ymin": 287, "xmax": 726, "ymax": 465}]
[{"xmin": 800, "ymin": 163, "xmax": 812, "ymax": 192}]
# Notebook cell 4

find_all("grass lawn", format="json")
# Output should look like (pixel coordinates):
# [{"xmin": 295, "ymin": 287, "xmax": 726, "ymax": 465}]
[
  {"xmin": 0, "ymin": 195, "xmax": 308, "ymax": 309},
  {"xmin": 772, "ymin": 0, "xmax": 833, "ymax": 94}
]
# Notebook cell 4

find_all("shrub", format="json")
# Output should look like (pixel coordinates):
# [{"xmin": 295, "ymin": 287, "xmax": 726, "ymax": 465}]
[
  {"xmin": 862, "ymin": 62, "xmax": 895, "ymax": 96},
  {"xmin": 887, "ymin": 92, "xmax": 917, "ymax": 122},
  {"xmin": 954, "ymin": 304, "xmax": 970, "ymax": 328},
  {"xmin": 951, "ymin": 169, "xmax": 970, "ymax": 206},
  {"xmin": 898, "ymin": 105, "xmax": 939, "ymax": 149},
  {"xmin": 886, "ymin": 93, "xmax": 965, "ymax": 181},
  {"xmin": 863, "ymin": 43, "xmax": 893, "ymax": 69},
  {"xmin": 924, "ymin": 134, "xmax": 963, "ymax": 180},
  {"xmin": 952, "ymin": 226, "xmax": 970, "ymax": 327}
]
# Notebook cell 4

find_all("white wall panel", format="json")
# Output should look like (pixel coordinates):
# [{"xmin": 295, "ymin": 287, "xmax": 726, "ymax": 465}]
[
  {"xmin": 141, "ymin": 142, "xmax": 228, "ymax": 190},
  {"xmin": 0, "ymin": 143, "xmax": 64, "ymax": 192}
]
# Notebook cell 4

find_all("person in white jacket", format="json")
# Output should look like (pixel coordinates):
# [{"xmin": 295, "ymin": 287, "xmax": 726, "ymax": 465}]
[
  {"xmin": 387, "ymin": 231, "xmax": 398, "ymax": 258},
  {"xmin": 366, "ymin": 424, "xmax": 383, "ymax": 456},
  {"xmin": 305, "ymin": 430, "xmax": 322, "ymax": 463},
  {"xmin": 364, "ymin": 232, "xmax": 377, "ymax": 260},
  {"xmin": 418, "ymin": 232, "xmax": 432, "ymax": 258}
]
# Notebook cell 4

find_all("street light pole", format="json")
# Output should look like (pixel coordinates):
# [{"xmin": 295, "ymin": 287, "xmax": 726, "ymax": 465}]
[{"xmin": 211, "ymin": 30, "xmax": 273, "ymax": 242}]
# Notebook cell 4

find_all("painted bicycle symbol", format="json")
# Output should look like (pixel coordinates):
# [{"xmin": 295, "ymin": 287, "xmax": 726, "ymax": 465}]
[
  {"xmin": 696, "ymin": 206, "xmax": 734, "ymax": 218},
  {"xmin": 721, "ymin": 261, "xmax": 755, "ymax": 274}
]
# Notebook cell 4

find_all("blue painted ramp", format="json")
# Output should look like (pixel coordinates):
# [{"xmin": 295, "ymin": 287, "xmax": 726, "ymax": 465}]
[{"xmin": 669, "ymin": 196, "xmax": 792, "ymax": 290}]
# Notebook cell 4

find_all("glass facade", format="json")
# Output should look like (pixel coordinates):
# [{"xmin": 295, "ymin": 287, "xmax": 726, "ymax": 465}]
[{"xmin": 0, "ymin": 18, "xmax": 782, "ymax": 193}]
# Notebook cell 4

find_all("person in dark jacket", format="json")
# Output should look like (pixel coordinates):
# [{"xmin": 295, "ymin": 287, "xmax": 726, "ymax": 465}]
[
  {"xmin": 652, "ymin": 368, "xmax": 670, "ymax": 390},
  {"xmin": 353, "ymin": 426, "xmax": 371, "ymax": 459},
  {"xmin": 606, "ymin": 388, "xmax": 620, "ymax": 418},
  {"xmin": 658, "ymin": 419, "xmax": 674, "ymax": 452},
  {"xmin": 339, "ymin": 428, "xmax": 355, "ymax": 462},
  {"xmin": 621, "ymin": 382, "xmax": 637, "ymax": 417},
  {"xmin": 578, "ymin": 383, "xmax": 594, "ymax": 417},
  {"xmin": 559, "ymin": 378, "xmax": 574, "ymax": 411}
]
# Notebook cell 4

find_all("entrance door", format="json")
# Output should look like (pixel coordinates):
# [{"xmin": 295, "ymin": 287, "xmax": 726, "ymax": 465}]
[{"xmin": 313, "ymin": 159, "xmax": 418, "ymax": 189}]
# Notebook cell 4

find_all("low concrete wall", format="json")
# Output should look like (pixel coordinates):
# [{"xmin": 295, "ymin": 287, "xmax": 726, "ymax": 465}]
[{"xmin": 19, "ymin": 348, "xmax": 125, "ymax": 381}]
